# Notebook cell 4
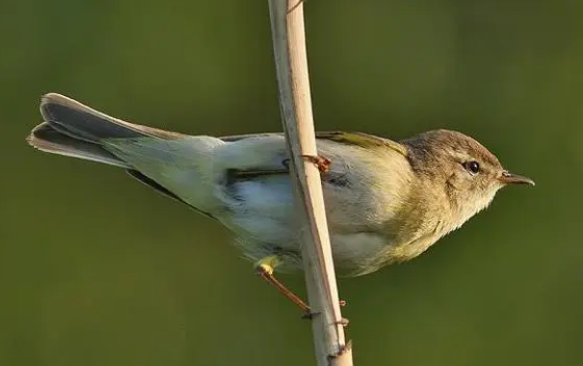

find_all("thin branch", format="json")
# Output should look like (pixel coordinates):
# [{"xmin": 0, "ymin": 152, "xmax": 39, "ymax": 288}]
[{"xmin": 267, "ymin": 1, "xmax": 353, "ymax": 365}]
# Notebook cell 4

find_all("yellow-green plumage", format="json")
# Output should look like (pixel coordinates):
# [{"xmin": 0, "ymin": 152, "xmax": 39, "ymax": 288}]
[{"xmin": 27, "ymin": 93, "xmax": 534, "ymax": 277}]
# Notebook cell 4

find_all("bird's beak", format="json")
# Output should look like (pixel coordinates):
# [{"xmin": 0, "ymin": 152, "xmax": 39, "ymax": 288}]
[{"xmin": 499, "ymin": 171, "xmax": 535, "ymax": 186}]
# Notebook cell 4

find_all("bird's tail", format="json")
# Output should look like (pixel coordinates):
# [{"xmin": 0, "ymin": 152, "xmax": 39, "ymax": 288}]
[
  {"xmin": 27, "ymin": 93, "xmax": 226, "ymax": 213},
  {"xmin": 26, "ymin": 93, "xmax": 186, "ymax": 168}
]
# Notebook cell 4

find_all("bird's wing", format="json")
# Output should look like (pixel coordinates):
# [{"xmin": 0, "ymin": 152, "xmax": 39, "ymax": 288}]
[
  {"xmin": 219, "ymin": 131, "xmax": 408, "ymax": 179},
  {"xmin": 315, "ymin": 131, "xmax": 408, "ymax": 156},
  {"xmin": 213, "ymin": 131, "xmax": 409, "ymax": 245},
  {"xmin": 222, "ymin": 131, "xmax": 407, "ymax": 155}
]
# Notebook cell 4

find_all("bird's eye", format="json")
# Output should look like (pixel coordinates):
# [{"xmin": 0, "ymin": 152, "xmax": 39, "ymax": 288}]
[{"xmin": 463, "ymin": 161, "xmax": 480, "ymax": 175}]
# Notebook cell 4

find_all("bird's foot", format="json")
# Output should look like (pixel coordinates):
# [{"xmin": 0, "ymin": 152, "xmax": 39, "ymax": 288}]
[
  {"xmin": 301, "ymin": 155, "xmax": 332, "ymax": 173},
  {"xmin": 254, "ymin": 256, "xmax": 348, "ymax": 323},
  {"xmin": 301, "ymin": 310, "xmax": 350, "ymax": 327},
  {"xmin": 255, "ymin": 256, "xmax": 311, "ymax": 312},
  {"xmin": 281, "ymin": 154, "xmax": 331, "ymax": 173}
]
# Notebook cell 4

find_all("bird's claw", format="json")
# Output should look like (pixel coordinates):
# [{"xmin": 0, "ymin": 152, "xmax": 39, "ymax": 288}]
[
  {"xmin": 282, "ymin": 155, "xmax": 332, "ymax": 173},
  {"xmin": 301, "ymin": 310, "xmax": 318, "ymax": 320},
  {"xmin": 336, "ymin": 317, "xmax": 350, "ymax": 327},
  {"xmin": 300, "ymin": 302, "xmax": 349, "ymax": 327},
  {"xmin": 301, "ymin": 155, "xmax": 332, "ymax": 173}
]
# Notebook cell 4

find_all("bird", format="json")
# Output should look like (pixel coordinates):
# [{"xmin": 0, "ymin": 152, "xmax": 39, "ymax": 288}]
[{"xmin": 27, "ymin": 93, "xmax": 534, "ymax": 311}]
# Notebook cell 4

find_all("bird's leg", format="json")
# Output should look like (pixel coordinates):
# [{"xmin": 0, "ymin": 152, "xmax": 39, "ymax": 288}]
[
  {"xmin": 255, "ymin": 255, "xmax": 311, "ymax": 313},
  {"xmin": 255, "ymin": 256, "xmax": 349, "ymax": 325}
]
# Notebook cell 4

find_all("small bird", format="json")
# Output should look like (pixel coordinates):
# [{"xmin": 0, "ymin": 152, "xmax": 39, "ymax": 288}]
[{"xmin": 27, "ymin": 93, "xmax": 534, "ymax": 311}]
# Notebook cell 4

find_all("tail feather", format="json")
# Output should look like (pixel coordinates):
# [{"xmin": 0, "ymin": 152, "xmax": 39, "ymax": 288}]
[
  {"xmin": 27, "ymin": 122, "xmax": 130, "ymax": 167},
  {"xmin": 27, "ymin": 93, "xmax": 224, "ymax": 215},
  {"xmin": 27, "ymin": 92, "xmax": 191, "ymax": 167},
  {"xmin": 40, "ymin": 93, "xmax": 186, "ymax": 142}
]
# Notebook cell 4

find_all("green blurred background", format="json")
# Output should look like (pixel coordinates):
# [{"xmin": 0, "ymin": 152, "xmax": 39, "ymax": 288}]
[{"xmin": 1, "ymin": 0, "xmax": 582, "ymax": 365}]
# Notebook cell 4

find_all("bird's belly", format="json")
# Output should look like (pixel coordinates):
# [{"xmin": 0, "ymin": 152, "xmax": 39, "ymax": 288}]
[
  {"xmin": 220, "ymin": 177, "xmax": 301, "ymax": 246},
  {"xmin": 328, "ymin": 232, "xmax": 391, "ymax": 275},
  {"xmin": 222, "ymin": 212, "xmax": 391, "ymax": 275},
  {"xmin": 219, "ymin": 175, "xmax": 387, "ymax": 240},
  {"xmin": 214, "ymin": 175, "xmax": 395, "ymax": 274}
]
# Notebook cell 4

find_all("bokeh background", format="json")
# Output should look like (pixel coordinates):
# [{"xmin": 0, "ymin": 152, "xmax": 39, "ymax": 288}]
[{"xmin": 1, "ymin": 0, "xmax": 582, "ymax": 365}]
